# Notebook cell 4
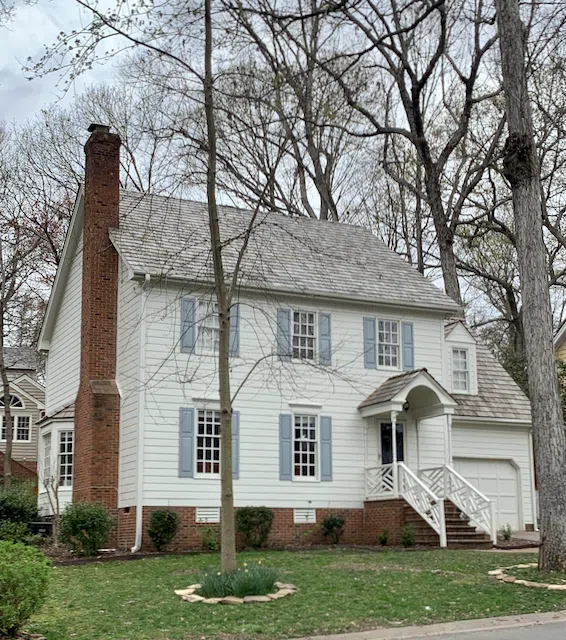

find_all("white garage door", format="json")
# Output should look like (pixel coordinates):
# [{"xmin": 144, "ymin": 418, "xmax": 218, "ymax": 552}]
[{"xmin": 453, "ymin": 458, "xmax": 520, "ymax": 531}]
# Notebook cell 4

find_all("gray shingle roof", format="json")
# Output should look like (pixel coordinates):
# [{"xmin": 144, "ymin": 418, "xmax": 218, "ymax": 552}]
[
  {"xmin": 3, "ymin": 347, "xmax": 38, "ymax": 371},
  {"xmin": 110, "ymin": 192, "xmax": 460, "ymax": 312},
  {"xmin": 453, "ymin": 343, "xmax": 532, "ymax": 422},
  {"xmin": 37, "ymin": 403, "xmax": 74, "ymax": 425},
  {"xmin": 358, "ymin": 369, "xmax": 427, "ymax": 409}
]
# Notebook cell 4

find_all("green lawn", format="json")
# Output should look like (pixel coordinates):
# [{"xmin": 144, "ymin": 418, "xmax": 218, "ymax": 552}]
[{"xmin": 28, "ymin": 550, "xmax": 566, "ymax": 640}]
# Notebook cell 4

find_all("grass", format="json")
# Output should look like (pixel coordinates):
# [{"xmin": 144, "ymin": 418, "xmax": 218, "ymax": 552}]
[
  {"xmin": 27, "ymin": 550, "xmax": 566, "ymax": 640},
  {"xmin": 512, "ymin": 566, "xmax": 566, "ymax": 584}
]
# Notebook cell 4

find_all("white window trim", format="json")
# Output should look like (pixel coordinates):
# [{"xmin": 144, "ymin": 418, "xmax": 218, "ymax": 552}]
[
  {"xmin": 292, "ymin": 309, "xmax": 317, "ymax": 362},
  {"xmin": 0, "ymin": 395, "xmax": 25, "ymax": 409},
  {"xmin": 42, "ymin": 432, "xmax": 52, "ymax": 483},
  {"xmin": 452, "ymin": 347, "xmax": 470, "ymax": 394},
  {"xmin": 58, "ymin": 430, "xmax": 74, "ymax": 487},
  {"xmin": 0, "ymin": 414, "xmax": 33, "ymax": 443},
  {"xmin": 197, "ymin": 299, "xmax": 220, "ymax": 356},
  {"xmin": 377, "ymin": 318, "xmax": 400, "ymax": 370},
  {"xmin": 195, "ymin": 408, "xmax": 221, "ymax": 478},
  {"xmin": 292, "ymin": 413, "xmax": 320, "ymax": 482}
]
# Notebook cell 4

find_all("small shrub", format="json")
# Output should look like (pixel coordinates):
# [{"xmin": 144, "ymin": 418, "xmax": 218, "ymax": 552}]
[
  {"xmin": 197, "ymin": 561, "xmax": 279, "ymax": 598},
  {"xmin": 0, "ymin": 521, "xmax": 41, "ymax": 546},
  {"xmin": 200, "ymin": 526, "xmax": 220, "ymax": 551},
  {"xmin": 0, "ymin": 541, "xmax": 51, "ymax": 637},
  {"xmin": 377, "ymin": 529, "xmax": 389, "ymax": 546},
  {"xmin": 500, "ymin": 523, "xmax": 513, "ymax": 541},
  {"xmin": 59, "ymin": 501, "xmax": 114, "ymax": 556},
  {"xmin": 321, "ymin": 514, "xmax": 345, "ymax": 545},
  {"xmin": 236, "ymin": 507, "xmax": 274, "ymax": 548},
  {"xmin": 401, "ymin": 524, "xmax": 416, "ymax": 548},
  {"xmin": 148, "ymin": 510, "xmax": 179, "ymax": 551},
  {"xmin": 0, "ymin": 482, "xmax": 38, "ymax": 524}
]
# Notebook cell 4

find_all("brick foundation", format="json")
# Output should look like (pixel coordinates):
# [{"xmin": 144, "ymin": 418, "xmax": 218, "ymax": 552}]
[{"xmin": 117, "ymin": 502, "xmax": 415, "ymax": 551}]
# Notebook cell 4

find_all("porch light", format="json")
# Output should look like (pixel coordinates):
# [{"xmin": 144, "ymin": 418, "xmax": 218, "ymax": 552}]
[{"xmin": 402, "ymin": 401, "xmax": 410, "ymax": 412}]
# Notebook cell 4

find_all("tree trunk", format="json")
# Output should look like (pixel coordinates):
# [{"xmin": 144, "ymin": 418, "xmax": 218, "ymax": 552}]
[
  {"xmin": 204, "ymin": 0, "xmax": 237, "ymax": 574},
  {"xmin": 0, "ymin": 340, "xmax": 12, "ymax": 487},
  {"xmin": 495, "ymin": 0, "xmax": 566, "ymax": 571}
]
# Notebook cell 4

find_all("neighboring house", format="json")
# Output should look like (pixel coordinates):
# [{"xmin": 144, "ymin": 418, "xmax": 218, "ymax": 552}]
[
  {"xmin": 0, "ymin": 347, "xmax": 45, "ymax": 482},
  {"xmin": 555, "ymin": 321, "xmax": 566, "ymax": 362},
  {"xmin": 36, "ymin": 124, "xmax": 536, "ymax": 550}
]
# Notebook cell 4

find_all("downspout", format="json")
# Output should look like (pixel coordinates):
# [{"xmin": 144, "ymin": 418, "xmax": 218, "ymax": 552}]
[{"xmin": 131, "ymin": 274, "xmax": 150, "ymax": 553}]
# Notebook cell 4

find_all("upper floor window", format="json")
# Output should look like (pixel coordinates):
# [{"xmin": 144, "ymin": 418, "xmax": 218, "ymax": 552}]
[
  {"xmin": 378, "ymin": 320, "xmax": 399, "ymax": 367},
  {"xmin": 1, "ymin": 415, "xmax": 31, "ymax": 442},
  {"xmin": 199, "ymin": 301, "xmax": 219, "ymax": 353},
  {"xmin": 294, "ymin": 414, "xmax": 317, "ymax": 478},
  {"xmin": 0, "ymin": 395, "xmax": 23, "ymax": 408},
  {"xmin": 59, "ymin": 430, "xmax": 74, "ymax": 487},
  {"xmin": 196, "ymin": 409, "xmax": 220, "ymax": 475},
  {"xmin": 452, "ymin": 348, "xmax": 469, "ymax": 391},
  {"xmin": 293, "ymin": 311, "xmax": 316, "ymax": 360}
]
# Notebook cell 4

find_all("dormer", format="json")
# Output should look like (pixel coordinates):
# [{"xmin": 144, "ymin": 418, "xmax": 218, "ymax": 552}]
[{"xmin": 444, "ymin": 320, "xmax": 478, "ymax": 395}]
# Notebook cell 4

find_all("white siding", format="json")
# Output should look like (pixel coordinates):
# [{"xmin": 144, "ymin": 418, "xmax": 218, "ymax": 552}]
[
  {"xmin": 134, "ymin": 283, "xmax": 447, "ymax": 509},
  {"xmin": 116, "ymin": 262, "xmax": 141, "ymax": 506},
  {"xmin": 45, "ymin": 234, "xmax": 83, "ymax": 414},
  {"xmin": 451, "ymin": 422, "xmax": 534, "ymax": 527}
]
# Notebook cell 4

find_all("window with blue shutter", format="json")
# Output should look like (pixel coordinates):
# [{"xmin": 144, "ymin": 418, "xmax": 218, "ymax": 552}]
[
  {"xmin": 179, "ymin": 408, "xmax": 194, "ymax": 477},
  {"xmin": 180, "ymin": 297, "xmax": 197, "ymax": 353},
  {"xmin": 363, "ymin": 317, "xmax": 377, "ymax": 368},
  {"xmin": 277, "ymin": 309, "xmax": 292, "ymax": 361},
  {"xmin": 402, "ymin": 321, "xmax": 414, "ymax": 371},
  {"xmin": 232, "ymin": 411, "xmax": 240, "ymax": 479},
  {"xmin": 320, "ymin": 416, "xmax": 332, "ymax": 481},
  {"xmin": 279, "ymin": 414, "xmax": 293, "ymax": 480},
  {"xmin": 318, "ymin": 313, "xmax": 332, "ymax": 365},
  {"xmin": 229, "ymin": 303, "xmax": 240, "ymax": 357}
]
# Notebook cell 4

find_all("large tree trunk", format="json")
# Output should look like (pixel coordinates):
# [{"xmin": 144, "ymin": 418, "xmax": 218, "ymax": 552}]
[
  {"xmin": 0, "ymin": 341, "xmax": 13, "ymax": 487},
  {"xmin": 495, "ymin": 0, "xmax": 566, "ymax": 571},
  {"xmin": 204, "ymin": 0, "xmax": 237, "ymax": 574}
]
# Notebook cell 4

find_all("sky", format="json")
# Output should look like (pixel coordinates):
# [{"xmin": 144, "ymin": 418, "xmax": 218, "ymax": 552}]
[{"xmin": 0, "ymin": 0, "xmax": 117, "ymax": 124}]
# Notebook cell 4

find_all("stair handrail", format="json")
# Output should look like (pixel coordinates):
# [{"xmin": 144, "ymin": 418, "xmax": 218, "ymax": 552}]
[{"xmin": 398, "ymin": 462, "xmax": 447, "ymax": 547}]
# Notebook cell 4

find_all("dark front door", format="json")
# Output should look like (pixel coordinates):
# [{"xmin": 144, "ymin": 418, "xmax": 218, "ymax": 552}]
[{"xmin": 380, "ymin": 422, "xmax": 404, "ymax": 464}]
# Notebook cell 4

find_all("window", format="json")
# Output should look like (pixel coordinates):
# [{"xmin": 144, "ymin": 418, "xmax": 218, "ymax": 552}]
[
  {"xmin": 0, "ymin": 395, "xmax": 23, "ymax": 408},
  {"xmin": 43, "ymin": 433, "xmax": 52, "ymax": 481},
  {"xmin": 293, "ymin": 415, "xmax": 317, "ymax": 478},
  {"xmin": 199, "ymin": 300, "xmax": 219, "ymax": 353},
  {"xmin": 1, "ymin": 416, "xmax": 32, "ymax": 442},
  {"xmin": 196, "ymin": 409, "xmax": 220, "ymax": 474},
  {"xmin": 293, "ymin": 311, "xmax": 316, "ymax": 360},
  {"xmin": 452, "ymin": 348, "xmax": 469, "ymax": 391},
  {"xmin": 378, "ymin": 320, "xmax": 399, "ymax": 367},
  {"xmin": 59, "ymin": 431, "xmax": 74, "ymax": 487}
]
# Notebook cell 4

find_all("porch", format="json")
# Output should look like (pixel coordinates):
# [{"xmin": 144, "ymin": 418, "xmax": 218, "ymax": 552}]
[{"xmin": 358, "ymin": 370, "xmax": 497, "ymax": 547}]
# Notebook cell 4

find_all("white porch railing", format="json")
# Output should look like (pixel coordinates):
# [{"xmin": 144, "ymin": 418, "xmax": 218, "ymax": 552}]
[
  {"xmin": 398, "ymin": 463, "xmax": 447, "ymax": 547},
  {"xmin": 419, "ymin": 465, "xmax": 497, "ymax": 544},
  {"xmin": 366, "ymin": 463, "xmax": 396, "ymax": 499}
]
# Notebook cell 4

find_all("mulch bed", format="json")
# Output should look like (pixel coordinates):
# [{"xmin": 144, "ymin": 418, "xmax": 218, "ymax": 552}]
[{"xmin": 494, "ymin": 538, "xmax": 540, "ymax": 550}]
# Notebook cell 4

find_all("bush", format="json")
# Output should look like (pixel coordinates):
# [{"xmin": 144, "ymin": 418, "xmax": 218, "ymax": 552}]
[
  {"xmin": 200, "ymin": 526, "xmax": 220, "ymax": 551},
  {"xmin": 500, "ymin": 523, "xmax": 513, "ymax": 541},
  {"xmin": 401, "ymin": 525, "xmax": 416, "ymax": 548},
  {"xmin": 0, "ymin": 482, "xmax": 38, "ymax": 524},
  {"xmin": 59, "ymin": 501, "xmax": 114, "ymax": 556},
  {"xmin": 0, "ymin": 521, "xmax": 41, "ymax": 546},
  {"xmin": 0, "ymin": 541, "xmax": 51, "ymax": 636},
  {"xmin": 148, "ymin": 510, "xmax": 179, "ymax": 551},
  {"xmin": 197, "ymin": 561, "xmax": 279, "ymax": 598},
  {"xmin": 377, "ymin": 529, "xmax": 389, "ymax": 546},
  {"xmin": 236, "ymin": 507, "xmax": 274, "ymax": 548},
  {"xmin": 321, "ymin": 514, "xmax": 345, "ymax": 545}
]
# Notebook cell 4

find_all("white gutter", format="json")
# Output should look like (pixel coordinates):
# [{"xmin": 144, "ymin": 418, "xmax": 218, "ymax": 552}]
[{"xmin": 131, "ymin": 274, "xmax": 150, "ymax": 553}]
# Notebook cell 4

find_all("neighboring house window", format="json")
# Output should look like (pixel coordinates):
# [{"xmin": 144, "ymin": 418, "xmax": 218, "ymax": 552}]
[
  {"xmin": 59, "ymin": 431, "xmax": 74, "ymax": 487},
  {"xmin": 1, "ymin": 416, "xmax": 32, "ymax": 442},
  {"xmin": 293, "ymin": 311, "xmax": 316, "ymax": 360},
  {"xmin": 43, "ymin": 433, "xmax": 52, "ymax": 481},
  {"xmin": 452, "ymin": 348, "xmax": 469, "ymax": 391},
  {"xmin": 0, "ymin": 395, "xmax": 23, "ymax": 408},
  {"xmin": 378, "ymin": 320, "xmax": 399, "ymax": 367},
  {"xmin": 196, "ymin": 409, "xmax": 220, "ymax": 474},
  {"xmin": 199, "ymin": 300, "xmax": 219, "ymax": 353},
  {"xmin": 294, "ymin": 414, "xmax": 317, "ymax": 478}
]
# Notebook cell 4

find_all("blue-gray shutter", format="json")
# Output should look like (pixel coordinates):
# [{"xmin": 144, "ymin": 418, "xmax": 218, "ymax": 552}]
[
  {"xmin": 232, "ymin": 411, "xmax": 240, "ymax": 479},
  {"xmin": 363, "ymin": 317, "xmax": 377, "ymax": 369},
  {"xmin": 279, "ymin": 413, "xmax": 293, "ymax": 480},
  {"xmin": 320, "ymin": 416, "xmax": 332, "ymax": 481},
  {"xmin": 179, "ymin": 408, "xmax": 194, "ymax": 478},
  {"xmin": 229, "ymin": 303, "xmax": 240, "ymax": 357},
  {"xmin": 180, "ymin": 297, "xmax": 197, "ymax": 353},
  {"xmin": 318, "ymin": 312, "xmax": 332, "ymax": 365},
  {"xmin": 402, "ymin": 321, "xmax": 414, "ymax": 371},
  {"xmin": 277, "ymin": 308, "xmax": 292, "ymax": 361}
]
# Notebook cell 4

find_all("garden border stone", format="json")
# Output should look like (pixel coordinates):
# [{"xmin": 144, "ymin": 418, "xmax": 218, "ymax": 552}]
[
  {"xmin": 488, "ymin": 563, "xmax": 566, "ymax": 590},
  {"xmin": 175, "ymin": 581, "xmax": 297, "ymax": 604}
]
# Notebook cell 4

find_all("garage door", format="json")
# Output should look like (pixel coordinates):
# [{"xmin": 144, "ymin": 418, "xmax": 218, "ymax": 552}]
[{"xmin": 453, "ymin": 458, "xmax": 520, "ymax": 530}]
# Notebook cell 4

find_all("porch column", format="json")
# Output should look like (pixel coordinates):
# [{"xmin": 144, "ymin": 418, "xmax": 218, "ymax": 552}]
[
  {"xmin": 391, "ymin": 410, "xmax": 398, "ymax": 493},
  {"xmin": 444, "ymin": 414, "xmax": 452, "ymax": 466}
]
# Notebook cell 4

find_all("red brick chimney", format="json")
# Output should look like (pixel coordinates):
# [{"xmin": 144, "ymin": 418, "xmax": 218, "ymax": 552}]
[{"xmin": 74, "ymin": 124, "xmax": 121, "ymax": 515}]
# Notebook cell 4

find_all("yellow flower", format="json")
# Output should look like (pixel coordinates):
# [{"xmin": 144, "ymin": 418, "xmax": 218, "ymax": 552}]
[
  {"xmin": 245, "ymin": 569, "xmax": 249, "ymax": 573},
  {"xmin": 258, "ymin": 560, "xmax": 262, "ymax": 565},
  {"xmin": 217, "ymin": 572, "xmax": 221, "ymax": 576},
  {"xmin": 243, "ymin": 562, "xmax": 248, "ymax": 567}
]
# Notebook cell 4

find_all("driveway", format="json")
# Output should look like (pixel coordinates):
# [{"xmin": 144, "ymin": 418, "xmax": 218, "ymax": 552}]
[{"xmin": 424, "ymin": 620, "xmax": 566, "ymax": 639}]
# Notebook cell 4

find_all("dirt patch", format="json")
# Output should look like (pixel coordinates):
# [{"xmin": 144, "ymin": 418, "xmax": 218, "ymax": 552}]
[{"xmin": 495, "ymin": 538, "xmax": 539, "ymax": 550}]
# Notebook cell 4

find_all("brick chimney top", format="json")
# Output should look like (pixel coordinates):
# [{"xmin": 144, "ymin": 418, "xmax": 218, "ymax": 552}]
[{"xmin": 87, "ymin": 123, "xmax": 111, "ymax": 134}]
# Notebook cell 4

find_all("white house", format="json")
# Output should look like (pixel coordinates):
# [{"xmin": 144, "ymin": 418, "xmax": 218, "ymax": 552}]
[{"xmin": 36, "ymin": 124, "xmax": 535, "ymax": 550}]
